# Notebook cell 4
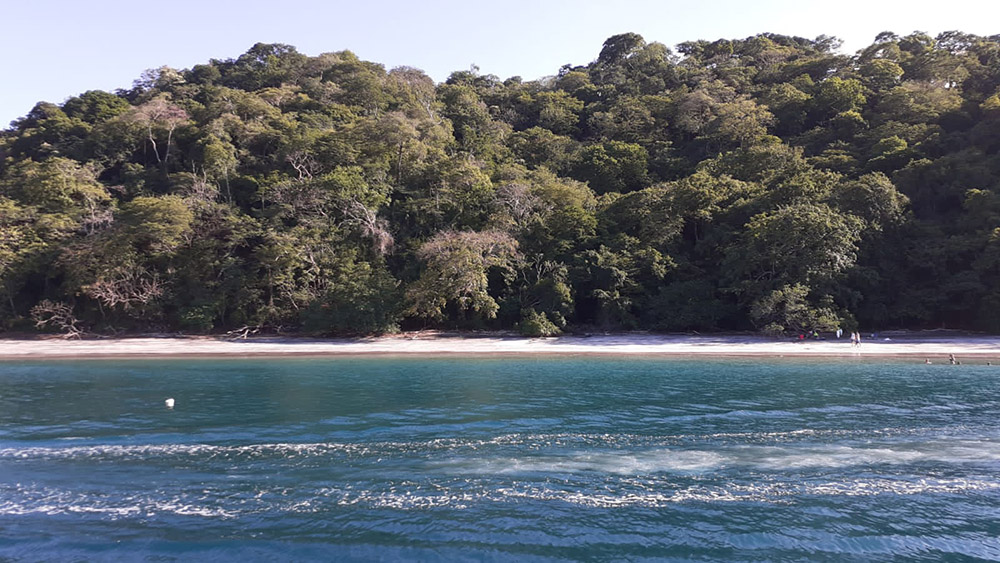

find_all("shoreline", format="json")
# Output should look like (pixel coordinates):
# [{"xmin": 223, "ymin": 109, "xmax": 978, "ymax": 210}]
[{"xmin": 1, "ymin": 333, "xmax": 998, "ymax": 361}]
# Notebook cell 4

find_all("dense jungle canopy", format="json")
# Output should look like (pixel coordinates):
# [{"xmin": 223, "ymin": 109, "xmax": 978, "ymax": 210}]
[{"xmin": 2, "ymin": 31, "xmax": 1000, "ymax": 336}]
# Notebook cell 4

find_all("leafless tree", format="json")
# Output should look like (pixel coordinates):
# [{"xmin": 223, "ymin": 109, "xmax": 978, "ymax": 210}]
[
  {"xmin": 31, "ymin": 300, "xmax": 83, "ymax": 338},
  {"xmin": 286, "ymin": 150, "xmax": 322, "ymax": 180},
  {"xmin": 83, "ymin": 267, "xmax": 165, "ymax": 312},
  {"xmin": 494, "ymin": 182, "xmax": 538, "ymax": 226},
  {"xmin": 341, "ymin": 198, "xmax": 394, "ymax": 255},
  {"xmin": 131, "ymin": 96, "xmax": 189, "ymax": 164}
]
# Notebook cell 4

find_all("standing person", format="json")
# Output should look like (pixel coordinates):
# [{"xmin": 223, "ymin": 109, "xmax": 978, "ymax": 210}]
[
  {"xmin": 856, "ymin": 332, "xmax": 862, "ymax": 347},
  {"xmin": 836, "ymin": 327, "xmax": 843, "ymax": 339},
  {"xmin": 850, "ymin": 332, "xmax": 857, "ymax": 346}
]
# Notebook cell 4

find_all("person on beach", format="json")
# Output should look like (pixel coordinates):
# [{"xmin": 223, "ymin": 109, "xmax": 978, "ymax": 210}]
[
  {"xmin": 850, "ymin": 332, "xmax": 857, "ymax": 346},
  {"xmin": 836, "ymin": 328, "xmax": 843, "ymax": 339}
]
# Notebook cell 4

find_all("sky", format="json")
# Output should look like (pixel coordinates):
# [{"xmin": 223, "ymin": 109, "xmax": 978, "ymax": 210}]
[{"xmin": 2, "ymin": 0, "xmax": 998, "ymax": 127}]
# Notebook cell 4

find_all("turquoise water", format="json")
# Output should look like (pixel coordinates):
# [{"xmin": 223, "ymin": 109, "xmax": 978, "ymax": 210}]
[{"xmin": 1, "ymin": 357, "xmax": 999, "ymax": 561}]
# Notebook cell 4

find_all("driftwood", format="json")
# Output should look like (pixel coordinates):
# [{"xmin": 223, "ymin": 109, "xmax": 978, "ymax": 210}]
[{"xmin": 226, "ymin": 325, "xmax": 261, "ymax": 340}]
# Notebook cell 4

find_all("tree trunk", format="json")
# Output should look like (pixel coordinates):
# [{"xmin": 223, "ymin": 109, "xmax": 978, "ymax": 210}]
[
  {"xmin": 148, "ymin": 124, "xmax": 161, "ymax": 163},
  {"xmin": 5, "ymin": 282, "xmax": 16, "ymax": 317}
]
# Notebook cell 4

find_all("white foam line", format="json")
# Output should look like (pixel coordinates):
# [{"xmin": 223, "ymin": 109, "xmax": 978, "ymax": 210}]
[
  {"xmin": 0, "ymin": 442, "xmax": 375, "ymax": 460},
  {"xmin": 4, "ymin": 430, "xmax": 998, "ymax": 476},
  {"xmin": 0, "ymin": 427, "xmax": 955, "ymax": 460},
  {"xmin": 331, "ymin": 477, "xmax": 1000, "ymax": 509},
  {"xmin": 0, "ymin": 495, "xmax": 238, "ymax": 518},
  {"xmin": 3, "ymin": 476, "xmax": 997, "ymax": 517}
]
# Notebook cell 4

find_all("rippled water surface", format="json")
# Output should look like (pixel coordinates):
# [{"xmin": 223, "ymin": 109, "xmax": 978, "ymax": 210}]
[{"xmin": 2, "ymin": 357, "xmax": 999, "ymax": 561}]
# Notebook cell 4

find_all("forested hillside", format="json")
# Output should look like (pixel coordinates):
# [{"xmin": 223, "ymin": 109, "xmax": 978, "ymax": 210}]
[{"xmin": 2, "ymin": 31, "xmax": 1000, "ymax": 336}]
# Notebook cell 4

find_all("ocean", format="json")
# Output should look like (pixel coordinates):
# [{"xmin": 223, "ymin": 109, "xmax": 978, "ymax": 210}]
[{"xmin": 1, "ymin": 356, "xmax": 998, "ymax": 561}]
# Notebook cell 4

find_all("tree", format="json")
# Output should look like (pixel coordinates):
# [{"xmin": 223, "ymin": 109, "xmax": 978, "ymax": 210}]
[
  {"xmin": 533, "ymin": 91, "xmax": 583, "ymax": 135},
  {"xmin": 31, "ymin": 300, "xmax": 83, "ymax": 338},
  {"xmin": 833, "ymin": 173, "xmax": 908, "ymax": 230},
  {"xmin": 587, "ymin": 96, "xmax": 658, "ymax": 142},
  {"xmin": 117, "ymin": 196, "xmax": 194, "ymax": 254},
  {"xmin": 3, "ymin": 32, "xmax": 1000, "ymax": 336},
  {"xmin": 705, "ymin": 98, "xmax": 775, "ymax": 148},
  {"xmin": 573, "ymin": 240, "xmax": 670, "ymax": 329},
  {"xmin": 726, "ymin": 203, "xmax": 863, "ymax": 297},
  {"xmin": 129, "ymin": 95, "xmax": 189, "ymax": 165},
  {"xmin": 63, "ymin": 91, "xmax": 131, "ymax": 124},
  {"xmin": 573, "ymin": 141, "xmax": 649, "ymax": 194},
  {"xmin": 597, "ymin": 33, "xmax": 646, "ymax": 65},
  {"xmin": 0, "ymin": 197, "xmax": 44, "ymax": 319},
  {"xmin": 749, "ymin": 284, "xmax": 841, "ymax": 334},
  {"xmin": 407, "ymin": 230, "xmax": 518, "ymax": 321},
  {"xmin": 0, "ymin": 157, "xmax": 110, "ymax": 224},
  {"xmin": 811, "ymin": 77, "xmax": 866, "ymax": 121}
]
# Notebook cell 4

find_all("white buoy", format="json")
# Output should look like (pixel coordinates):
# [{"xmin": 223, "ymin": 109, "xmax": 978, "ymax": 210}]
[{"xmin": 165, "ymin": 398, "xmax": 175, "ymax": 409}]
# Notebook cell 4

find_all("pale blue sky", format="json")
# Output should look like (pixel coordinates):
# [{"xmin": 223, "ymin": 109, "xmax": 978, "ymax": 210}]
[{"xmin": 2, "ymin": 0, "xmax": 997, "ymax": 127}]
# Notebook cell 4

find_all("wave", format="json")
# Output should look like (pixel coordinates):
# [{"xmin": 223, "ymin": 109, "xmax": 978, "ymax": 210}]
[
  {"xmin": 4, "ymin": 430, "xmax": 998, "ymax": 474},
  {"xmin": 0, "ymin": 484, "xmax": 239, "ymax": 518},
  {"xmin": 2, "ymin": 477, "xmax": 997, "ymax": 517},
  {"xmin": 0, "ymin": 425, "xmax": 971, "ymax": 458},
  {"xmin": 429, "ymin": 439, "xmax": 1000, "ymax": 476}
]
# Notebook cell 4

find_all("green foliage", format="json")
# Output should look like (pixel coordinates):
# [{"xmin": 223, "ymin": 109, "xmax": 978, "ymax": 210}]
[
  {"xmin": 573, "ymin": 141, "xmax": 649, "ymax": 194},
  {"xmin": 574, "ymin": 238, "xmax": 671, "ymax": 329},
  {"xmin": 729, "ymin": 203, "xmax": 863, "ymax": 292},
  {"xmin": 178, "ymin": 304, "xmax": 217, "ymax": 333},
  {"xmin": 118, "ymin": 195, "xmax": 194, "ymax": 254},
  {"xmin": 2, "ymin": 32, "xmax": 1000, "ymax": 334},
  {"xmin": 63, "ymin": 90, "xmax": 131, "ymax": 124},
  {"xmin": 641, "ymin": 280, "xmax": 730, "ymax": 331},
  {"xmin": 302, "ymin": 261, "xmax": 401, "ymax": 334},
  {"xmin": 509, "ymin": 127, "xmax": 578, "ymax": 172},
  {"xmin": 0, "ymin": 158, "xmax": 109, "ymax": 218},
  {"xmin": 598, "ymin": 33, "xmax": 647, "ymax": 65},
  {"xmin": 519, "ymin": 309, "xmax": 562, "ymax": 337},
  {"xmin": 833, "ymin": 173, "xmax": 909, "ymax": 230},
  {"xmin": 749, "ymin": 284, "xmax": 841, "ymax": 333},
  {"xmin": 533, "ymin": 91, "xmax": 583, "ymax": 135},
  {"xmin": 812, "ymin": 77, "xmax": 866, "ymax": 120},
  {"xmin": 406, "ymin": 230, "xmax": 519, "ymax": 321}
]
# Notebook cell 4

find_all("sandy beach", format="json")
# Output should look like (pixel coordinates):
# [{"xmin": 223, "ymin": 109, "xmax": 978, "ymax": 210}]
[{"xmin": 0, "ymin": 332, "xmax": 998, "ymax": 360}]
